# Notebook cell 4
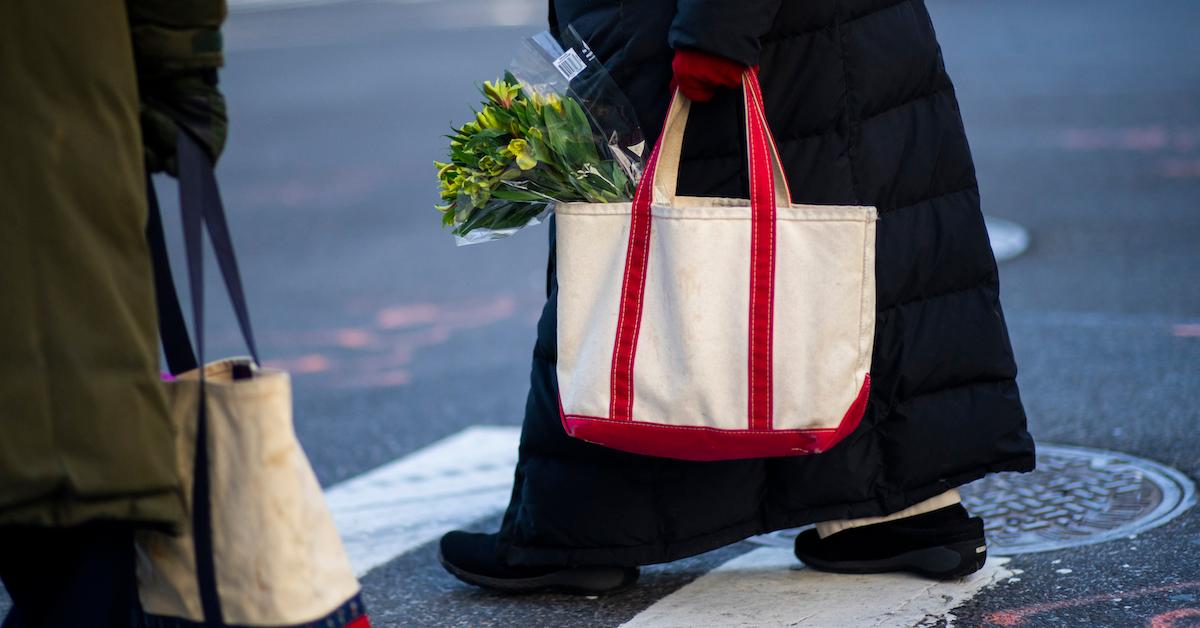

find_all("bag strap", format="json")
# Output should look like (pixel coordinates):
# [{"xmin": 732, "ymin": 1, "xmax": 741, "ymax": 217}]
[
  {"xmin": 649, "ymin": 71, "xmax": 793, "ymax": 207},
  {"xmin": 146, "ymin": 129, "xmax": 262, "ymax": 624},
  {"xmin": 146, "ymin": 150, "xmax": 259, "ymax": 377},
  {"xmin": 148, "ymin": 136, "xmax": 262, "ymax": 374},
  {"xmin": 177, "ymin": 131, "xmax": 225, "ymax": 625},
  {"xmin": 177, "ymin": 133, "xmax": 262, "ymax": 371},
  {"xmin": 146, "ymin": 177, "xmax": 198, "ymax": 375},
  {"xmin": 608, "ymin": 70, "xmax": 782, "ymax": 429}
]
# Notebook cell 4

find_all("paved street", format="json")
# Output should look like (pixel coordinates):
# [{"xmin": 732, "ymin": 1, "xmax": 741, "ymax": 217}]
[{"xmin": 4, "ymin": 0, "xmax": 1199, "ymax": 625}]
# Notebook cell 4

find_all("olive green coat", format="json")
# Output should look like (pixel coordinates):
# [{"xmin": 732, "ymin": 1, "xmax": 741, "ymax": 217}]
[{"xmin": 0, "ymin": 0, "xmax": 224, "ymax": 530}]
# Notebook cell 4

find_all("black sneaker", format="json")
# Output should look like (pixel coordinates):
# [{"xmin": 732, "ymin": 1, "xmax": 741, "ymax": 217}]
[
  {"xmin": 793, "ymin": 504, "xmax": 988, "ymax": 580},
  {"xmin": 438, "ymin": 531, "xmax": 639, "ymax": 595}
]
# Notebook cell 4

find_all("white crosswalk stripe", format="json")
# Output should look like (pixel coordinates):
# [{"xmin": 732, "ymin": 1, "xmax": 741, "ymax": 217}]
[
  {"xmin": 324, "ymin": 426, "xmax": 520, "ymax": 576},
  {"xmin": 621, "ymin": 548, "xmax": 1011, "ymax": 627}
]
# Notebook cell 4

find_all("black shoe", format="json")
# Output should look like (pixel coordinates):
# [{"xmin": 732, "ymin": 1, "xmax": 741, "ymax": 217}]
[
  {"xmin": 794, "ymin": 504, "xmax": 988, "ymax": 580},
  {"xmin": 438, "ymin": 531, "xmax": 639, "ymax": 595}
]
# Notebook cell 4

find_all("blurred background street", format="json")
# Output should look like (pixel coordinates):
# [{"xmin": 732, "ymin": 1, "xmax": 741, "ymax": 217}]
[{"xmin": 7, "ymin": 0, "xmax": 1200, "ymax": 625}]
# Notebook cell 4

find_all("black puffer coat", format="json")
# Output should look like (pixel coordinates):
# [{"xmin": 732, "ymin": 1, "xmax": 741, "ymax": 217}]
[{"xmin": 498, "ymin": 0, "xmax": 1035, "ymax": 567}]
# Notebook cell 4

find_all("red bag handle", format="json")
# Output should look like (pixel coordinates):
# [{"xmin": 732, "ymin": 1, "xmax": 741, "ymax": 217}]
[
  {"xmin": 608, "ymin": 69, "xmax": 785, "ymax": 428},
  {"xmin": 644, "ymin": 70, "xmax": 793, "ymax": 209}
]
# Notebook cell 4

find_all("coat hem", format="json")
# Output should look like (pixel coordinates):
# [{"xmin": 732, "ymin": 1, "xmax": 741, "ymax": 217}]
[
  {"xmin": 503, "ymin": 453, "xmax": 1034, "ymax": 567},
  {"xmin": 0, "ymin": 489, "xmax": 184, "ymax": 533}
]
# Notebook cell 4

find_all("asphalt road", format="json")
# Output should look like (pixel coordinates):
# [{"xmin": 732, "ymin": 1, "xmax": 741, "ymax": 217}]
[{"xmin": 4, "ymin": 0, "xmax": 1199, "ymax": 625}]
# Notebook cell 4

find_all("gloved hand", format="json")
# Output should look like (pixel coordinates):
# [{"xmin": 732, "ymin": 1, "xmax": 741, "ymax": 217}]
[
  {"xmin": 671, "ymin": 48, "xmax": 748, "ymax": 102},
  {"xmin": 140, "ymin": 69, "xmax": 227, "ymax": 175}
]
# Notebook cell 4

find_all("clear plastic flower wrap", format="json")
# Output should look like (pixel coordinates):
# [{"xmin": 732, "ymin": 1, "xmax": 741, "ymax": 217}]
[{"xmin": 435, "ymin": 27, "xmax": 645, "ymax": 245}]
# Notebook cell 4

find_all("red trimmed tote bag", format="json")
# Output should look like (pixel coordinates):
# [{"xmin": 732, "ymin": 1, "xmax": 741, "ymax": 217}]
[{"xmin": 555, "ymin": 70, "xmax": 878, "ymax": 461}]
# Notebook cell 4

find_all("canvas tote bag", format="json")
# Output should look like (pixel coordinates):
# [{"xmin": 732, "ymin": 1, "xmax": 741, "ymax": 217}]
[
  {"xmin": 136, "ymin": 132, "xmax": 369, "ymax": 627},
  {"xmin": 556, "ymin": 70, "xmax": 878, "ymax": 461}
]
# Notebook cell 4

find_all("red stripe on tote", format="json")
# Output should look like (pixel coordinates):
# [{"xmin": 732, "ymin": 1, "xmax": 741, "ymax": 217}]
[
  {"xmin": 608, "ymin": 121, "xmax": 666, "ymax": 421},
  {"xmin": 745, "ymin": 73, "xmax": 777, "ymax": 431}
]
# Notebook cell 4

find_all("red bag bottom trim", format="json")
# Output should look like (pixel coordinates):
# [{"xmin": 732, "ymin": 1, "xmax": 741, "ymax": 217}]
[
  {"xmin": 560, "ymin": 375, "xmax": 871, "ymax": 461},
  {"xmin": 142, "ymin": 593, "xmax": 369, "ymax": 628}
]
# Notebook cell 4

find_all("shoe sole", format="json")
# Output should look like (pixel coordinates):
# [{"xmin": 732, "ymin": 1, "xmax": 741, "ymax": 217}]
[
  {"xmin": 437, "ymin": 549, "xmax": 640, "ymax": 595},
  {"xmin": 797, "ymin": 539, "xmax": 988, "ymax": 580}
]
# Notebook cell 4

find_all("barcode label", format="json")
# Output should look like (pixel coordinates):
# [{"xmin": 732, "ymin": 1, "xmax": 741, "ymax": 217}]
[{"xmin": 553, "ymin": 48, "xmax": 587, "ymax": 81}]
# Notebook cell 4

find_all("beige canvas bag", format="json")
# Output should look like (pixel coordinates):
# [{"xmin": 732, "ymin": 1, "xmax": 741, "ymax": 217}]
[
  {"xmin": 136, "ymin": 133, "xmax": 368, "ymax": 627},
  {"xmin": 556, "ymin": 71, "xmax": 878, "ymax": 461}
]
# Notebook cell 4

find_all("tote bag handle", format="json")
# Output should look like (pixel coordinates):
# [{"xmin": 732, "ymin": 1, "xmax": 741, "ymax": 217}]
[
  {"xmin": 609, "ymin": 70, "xmax": 793, "ymax": 424},
  {"xmin": 147, "ymin": 133, "xmax": 261, "ymax": 376},
  {"xmin": 646, "ymin": 70, "xmax": 794, "ymax": 209},
  {"xmin": 145, "ymin": 129, "xmax": 262, "ymax": 624}
]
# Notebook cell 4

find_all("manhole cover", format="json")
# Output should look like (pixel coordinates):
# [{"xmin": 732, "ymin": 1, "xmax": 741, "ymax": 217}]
[
  {"xmin": 985, "ymin": 216, "xmax": 1030, "ymax": 263},
  {"xmin": 963, "ymin": 444, "xmax": 1195, "ymax": 554},
  {"xmin": 749, "ymin": 444, "xmax": 1195, "ymax": 555}
]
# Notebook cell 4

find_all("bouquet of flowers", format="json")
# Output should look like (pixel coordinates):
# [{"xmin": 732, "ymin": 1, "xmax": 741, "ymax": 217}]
[{"xmin": 435, "ymin": 31, "xmax": 644, "ymax": 244}]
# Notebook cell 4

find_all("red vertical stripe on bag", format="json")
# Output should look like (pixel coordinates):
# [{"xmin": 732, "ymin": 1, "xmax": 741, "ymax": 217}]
[
  {"xmin": 745, "ymin": 72, "xmax": 777, "ymax": 431},
  {"xmin": 609, "ymin": 125, "xmax": 665, "ymax": 421}
]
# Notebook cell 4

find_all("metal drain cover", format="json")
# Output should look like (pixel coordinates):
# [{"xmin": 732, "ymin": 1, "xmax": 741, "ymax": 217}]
[{"xmin": 749, "ymin": 444, "xmax": 1195, "ymax": 555}]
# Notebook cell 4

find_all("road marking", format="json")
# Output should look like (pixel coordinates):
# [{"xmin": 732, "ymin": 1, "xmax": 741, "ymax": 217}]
[
  {"xmin": 1151, "ymin": 608, "xmax": 1200, "ymax": 628},
  {"xmin": 986, "ymin": 581, "xmax": 1200, "ymax": 627},
  {"xmin": 263, "ymin": 295, "xmax": 524, "ymax": 390},
  {"xmin": 1010, "ymin": 309, "xmax": 1200, "ymax": 331},
  {"xmin": 323, "ymin": 426, "xmax": 520, "ymax": 576},
  {"xmin": 1175, "ymin": 323, "xmax": 1200, "ymax": 337},
  {"xmin": 621, "ymin": 548, "xmax": 1012, "ymax": 628}
]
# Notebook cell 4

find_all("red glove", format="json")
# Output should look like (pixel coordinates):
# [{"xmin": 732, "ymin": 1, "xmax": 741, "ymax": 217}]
[{"xmin": 671, "ymin": 48, "xmax": 748, "ymax": 102}]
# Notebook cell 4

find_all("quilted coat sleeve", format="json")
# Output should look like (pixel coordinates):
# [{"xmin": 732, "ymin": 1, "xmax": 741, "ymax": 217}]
[
  {"xmin": 126, "ymin": 0, "xmax": 228, "ymax": 170},
  {"xmin": 126, "ymin": 0, "xmax": 227, "ymax": 79},
  {"xmin": 669, "ymin": 0, "xmax": 783, "ymax": 67}
]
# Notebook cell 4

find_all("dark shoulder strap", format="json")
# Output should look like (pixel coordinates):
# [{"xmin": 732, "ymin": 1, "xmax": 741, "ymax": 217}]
[
  {"xmin": 148, "ymin": 134, "xmax": 261, "ymax": 375},
  {"xmin": 175, "ymin": 129, "xmax": 262, "ymax": 371},
  {"xmin": 146, "ymin": 176, "xmax": 198, "ymax": 376},
  {"xmin": 174, "ymin": 131, "xmax": 225, "ymax": 625}
]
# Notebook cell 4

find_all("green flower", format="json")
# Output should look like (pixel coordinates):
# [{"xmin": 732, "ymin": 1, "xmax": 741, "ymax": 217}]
[
  {"xmin": 477, "ymin": 155, "xmax": 505, "ymax": 176},
  {"xmin": 505, "ymin": 139, "xmax": 537, "ymax": 170},
  {"xmin": 476, "ymin": 106, "xmax": 505, "ymax": 131},
  {"xmin": 482, "ymin": 79, "xmax": 521, "ymax": 109}
]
